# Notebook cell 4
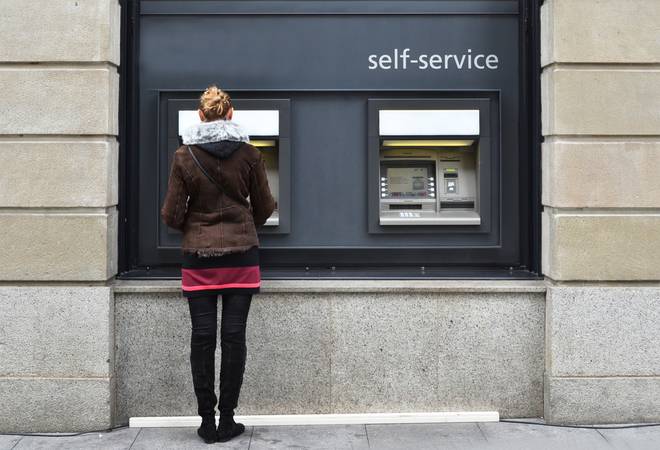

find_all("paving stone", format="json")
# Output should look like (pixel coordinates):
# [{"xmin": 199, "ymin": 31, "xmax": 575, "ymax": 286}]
[
  {"xmin": 366, "ymin": 423, "xmax": 487, "ymax": 450},
  {"xmin": 250, "ymin": 425, "xmax": 369, "ymax": 450},
  {"xmin": 130, "ymin": 426, "xmax": 250, "ymax": 450},
  {"xmin": 479, "ymin": 421, "xmax": 610, "ymax": 450},
  {"xmin": 13, "ymin": 426, "xmax": 139, "ymax": 450},
  {"xmin": 599, "ymin": 425, "xmax": 660, "ymax": 450},
  {"xmin": 0, "ymin": 435, "xmax": 23, "ymax": 450}
]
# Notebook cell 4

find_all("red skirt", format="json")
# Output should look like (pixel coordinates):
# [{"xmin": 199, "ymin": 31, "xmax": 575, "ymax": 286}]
[{"xmin": 181, "ymin": 246, "xmax": 261, "ymax": 298}]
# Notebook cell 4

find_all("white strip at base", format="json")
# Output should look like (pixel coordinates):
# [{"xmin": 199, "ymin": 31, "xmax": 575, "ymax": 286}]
[{"xmin": 130, "ymin": 411, "xmax": 499, "ymax": 428}]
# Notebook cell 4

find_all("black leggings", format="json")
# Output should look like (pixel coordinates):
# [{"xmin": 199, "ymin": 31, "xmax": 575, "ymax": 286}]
[
  {"xmin": 187, "ymin": 293, "xmax": 252, "ymax": 418},
  {"xmin": 187, "ymin": 293, "xmax": 252, "ymax": 339}
]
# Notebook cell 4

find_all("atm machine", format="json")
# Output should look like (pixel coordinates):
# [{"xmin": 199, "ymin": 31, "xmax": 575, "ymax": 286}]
[
  {"xmin": 377, "ymin": 109, "xmax": 481, "ymax": 226},
  {"xmin": 178, "ymin": 109, "xmax": 281, "ymax": 227}
]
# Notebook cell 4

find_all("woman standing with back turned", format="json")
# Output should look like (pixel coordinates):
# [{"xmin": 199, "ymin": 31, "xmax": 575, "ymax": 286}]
[{"xmin": 160, "ymin": 85, "xmax": 276, "ymax": 444}]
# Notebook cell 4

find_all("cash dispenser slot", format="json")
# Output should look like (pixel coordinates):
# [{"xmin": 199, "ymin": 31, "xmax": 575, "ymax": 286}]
[
  {"xmin": 178, "ymin": 109, "xmax": 281, "ymax": 227},
  {"xmin": 378, "ymin": 110, "xmax": 481, "ymax": 226}
]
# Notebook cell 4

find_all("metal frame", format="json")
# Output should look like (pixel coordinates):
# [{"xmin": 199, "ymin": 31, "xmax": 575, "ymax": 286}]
[{"xmin": 367, "ymin": 97, "xmax": 496, "ymax": 235}]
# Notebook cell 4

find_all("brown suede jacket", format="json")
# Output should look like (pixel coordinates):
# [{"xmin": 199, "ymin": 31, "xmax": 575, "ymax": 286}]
[{"xmin": 160, "ymin": 120, "xmax": 275, "ymax": 257}]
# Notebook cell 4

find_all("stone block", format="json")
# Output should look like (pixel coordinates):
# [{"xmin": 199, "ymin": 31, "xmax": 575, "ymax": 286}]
[
  {"xmin": 113, "ymin": 292, "xmax": 196, "ymax": 423},
  {"xmin": 0, "ymin": 377, "xmax": 114, "ymax": 432},
  {"xmin": 241, "ymin": 293, "xmax": 333, "ymax": 415},
  {"xmin": 0, "ymin": 286, "xmax": 113, "ymax": 377},
  {"xmin": 114, "ymin": 292, "xmax": 332, "ymax": 423},
  {"xmin": 545, "ymin": 376, "xmax": 660, "ymax": 425},
  {"xmin": 543, "ymin": 209, "xmax": 660, "ymax": 280},
  {"xmin": 541, "ymin": 0, "xmax": 660, "ymax": 66},
  {"xmin": 0, "ymin": 208, "xmax": 118, "ymax": 281},
  {"xmin": 542, "ymin": 67, "xmax": 660, "ymax": 136},
  {"xmin": 0, "ymin": 0, "xmax": 120, "ymax": 64},
  {"xmin": 546, "ymin": 286, "xmax": 660, "ymax": 377},
  {"xmin": 0, "ymin": 66, "xmax": 119, "ymax": 135},
  {"xmin": 435, "ymin": 293, "xmax": 545, "ymax": 418},
  {"xmin": 330, "ymin": 293, "xmax": 439, "ymax": 413},
  {"xmin": 542, "ymin": 139, "xmax": 660, "ymax": 208},
  {"xmin": 0, "ymin": 138, "xmax": 118, "ymax": 207}
]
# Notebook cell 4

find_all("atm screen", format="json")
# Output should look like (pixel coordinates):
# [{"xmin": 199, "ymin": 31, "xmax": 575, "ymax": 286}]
[{"xmin": 385, "ymin": 166, "xmax": 432, "ymax": 198}]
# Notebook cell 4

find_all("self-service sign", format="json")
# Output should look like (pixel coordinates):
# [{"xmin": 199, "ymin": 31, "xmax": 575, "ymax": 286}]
[{"xmin": 139, "ymin": 3, "xmax": 517, "ymax": 91}]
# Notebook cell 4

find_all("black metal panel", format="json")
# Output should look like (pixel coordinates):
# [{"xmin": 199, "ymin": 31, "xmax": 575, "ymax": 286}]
[{"xmin": 119, "ymin": 0, "xmax": 542, "ymax": 277}]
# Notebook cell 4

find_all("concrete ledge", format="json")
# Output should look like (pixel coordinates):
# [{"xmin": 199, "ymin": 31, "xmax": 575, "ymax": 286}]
[
  {"xmin": 0, "ymin": 138, "xmax": 118, "ymax": 207},
  {"xmin": 547, "ymin": 286, "xmax": 660, "ymax": 377},
  {"xmin": 0, "ymin": 208, "xmax": 118, "ymax": 281},
  {"xmin": 0, "ymin": 0, "xmax": 120, "ymax": 64},
  {"xmin": 541, "ymin": 0, "xmax": 660, "ymax": 66},
  {"xmin": 0, "ymin": 376, "xmax": 114, "ymax": 432},
  {"xmin": 112, "ymin": 279, "xmax": 547, "ymax": 294},
  {"xmin": 542, "ymin": 66, "xmax": 660, "ymax": 136},
  {"xmin": 545, "ymin": 376, "xmax": 660, "ymax": 425},
  {"xmin": 0, "ymin": 66, "xmax": 119, "ymax": 135},
  {"xmin": 542, "ymin": 139, "xmax": 660, "ymax": 208}
]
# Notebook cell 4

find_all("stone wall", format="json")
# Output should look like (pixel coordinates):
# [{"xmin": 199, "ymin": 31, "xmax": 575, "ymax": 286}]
[
  {"xmin": 114, "ymin": 282, "xmax": 546, "ymax": 423},
  {"xmin": 0, "ymin": 0, "xmax": 120, "ymax": 432},
  {"xmin": 541, "ymin": 0, "xmax": 660, "ymax": 424}
]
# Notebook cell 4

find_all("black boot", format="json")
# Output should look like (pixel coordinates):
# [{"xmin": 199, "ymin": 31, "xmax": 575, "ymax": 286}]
[
  {"xmin": 216, "ymin": 413, "xmax": 246, "ymax": 442},
  {"xmin": 190, "ymin": 332, "xmax": 218, "ymax": 444},
  {"xmin": 216, "ymin": 339, "xmax": 247, "ymax": 442},
  {"xmin": 197, "ymin": 415, "xmax": 217, "ymax": 444}
]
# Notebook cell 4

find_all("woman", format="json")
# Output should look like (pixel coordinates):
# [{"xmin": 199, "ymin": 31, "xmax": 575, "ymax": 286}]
[{"xmin": 160, "ymin": 85, "xmax": 276, "ymax": 444}]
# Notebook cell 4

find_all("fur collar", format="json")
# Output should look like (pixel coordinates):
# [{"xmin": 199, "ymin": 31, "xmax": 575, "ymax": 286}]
[{"xmin": 181, "ymin": 119, "xmax": 250, "ymax": 145}]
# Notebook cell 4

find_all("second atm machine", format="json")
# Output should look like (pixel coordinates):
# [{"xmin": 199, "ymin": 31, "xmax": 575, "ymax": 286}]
[{"xmin": 377, "ymin": 109, "xmax": 482, "ymax": 226}]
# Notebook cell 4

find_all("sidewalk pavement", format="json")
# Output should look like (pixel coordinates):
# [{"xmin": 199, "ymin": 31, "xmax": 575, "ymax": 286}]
[{"xmin": 2, "ymin": 421, "xmax": 659, "ymax": 450}]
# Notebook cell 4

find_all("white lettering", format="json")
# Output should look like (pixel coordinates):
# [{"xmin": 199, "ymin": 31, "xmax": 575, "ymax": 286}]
[
  {"xmin": 473, "ymin": 54, "xmax": 485, "ymax": 69},
  {"xmin": 429, "ymin": 54, "xmax": 442, "ymax": 69},
  {"xmin": 368, "ymin": 54, "xmax": 378, "ymax": 70},
  {"xmin": 401, "ymin": 48, "xmax": 411, "ymax": 70},
  {"xmin": 367, "ymin": 49, "xmax": 501, "ymax": 71},
  {"xmin": 379, "ymin": 54, "xmax": 392, "ymax": 69},
  {"xmin": 486, "ymin": 54, "xmax": 499, "ymax": 69},
  {"xmin": 417, "ymin": 54, "xmax": 428, "ymax": 69}
]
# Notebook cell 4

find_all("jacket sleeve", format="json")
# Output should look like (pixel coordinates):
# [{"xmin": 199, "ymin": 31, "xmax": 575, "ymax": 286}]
[
  {"xmin": 160, "ymin": 152, "xmax": 190, "ymax": 231},
  {"xmin": 249, "ymin": 152, "xmax": 276, "ymax": 227}
]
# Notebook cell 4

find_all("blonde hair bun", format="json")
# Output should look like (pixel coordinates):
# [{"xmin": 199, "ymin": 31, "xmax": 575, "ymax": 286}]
[{"xmin": 199, "ymin": 85, "xmax": 233, "ymax": 121}]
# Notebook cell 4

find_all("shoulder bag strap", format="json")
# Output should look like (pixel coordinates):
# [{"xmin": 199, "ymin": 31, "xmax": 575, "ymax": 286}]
[{"xmin": 187, "ymin": 145, "xmax": 224, "ymax": 193}]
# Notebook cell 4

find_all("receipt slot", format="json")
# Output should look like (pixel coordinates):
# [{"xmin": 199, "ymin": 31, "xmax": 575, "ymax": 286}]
[
  {"xmin": 368, "ymin": 99, "xmax": 494, "ymax": 233},
  {"xmin": 175, "ymin": 99, "xmax": 291, "ymax": 233}
]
